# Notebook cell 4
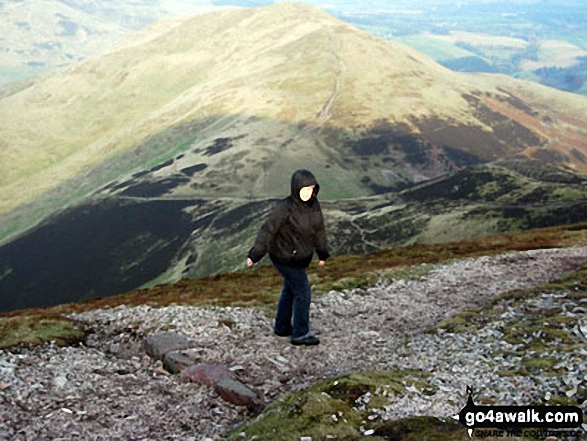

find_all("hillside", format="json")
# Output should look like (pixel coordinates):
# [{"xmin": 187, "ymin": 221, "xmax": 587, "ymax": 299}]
[
  {"xmin": 0, "ymin": 0, "xmax": 151, "ymax": 84},
  {"xmin": 1, "ymin": 2, "xmax": 587, "ymax": 225},
  {"xmin": 0, "ymin": 0, "xmax": 226, "ymax": 86},
  {"xmin": 2, "ymin": 159, "xmax": 587, "ymax": 312}
]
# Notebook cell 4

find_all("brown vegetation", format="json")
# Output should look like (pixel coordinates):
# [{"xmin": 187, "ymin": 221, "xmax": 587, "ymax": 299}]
[{"xmin": 2, "ymin": 220, "xmax": 586, "ymax": 350}]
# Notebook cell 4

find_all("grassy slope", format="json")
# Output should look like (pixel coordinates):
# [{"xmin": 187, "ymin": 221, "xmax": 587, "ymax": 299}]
[
  {"xmin": 0, "ymin": 4, "xmax": 345, "ymax": 213},
  {"xmin": 2, "ymin": 159, "xmax": 586, "ymax": 311},
  {"xmin": 173, "ymin": 160, "xmax": 587, "ymax": 282},
  {"xmin": 0, "ymin": 0, "xmax": 174, "ymax": 86},
  {"xmin": 2, "ymin": 2, "xmax": 587, "ymax": 219}
]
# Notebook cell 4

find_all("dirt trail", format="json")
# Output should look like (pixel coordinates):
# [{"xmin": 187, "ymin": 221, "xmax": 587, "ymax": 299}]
[{"xmin": 316, "ymin": 34, "xmax": 345, "ymax": 123}]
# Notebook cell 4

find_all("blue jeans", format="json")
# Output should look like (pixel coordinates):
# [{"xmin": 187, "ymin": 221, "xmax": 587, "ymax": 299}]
[{"xmin": 271, "ymin": 259, "xmax": 312, "ymax": 339}]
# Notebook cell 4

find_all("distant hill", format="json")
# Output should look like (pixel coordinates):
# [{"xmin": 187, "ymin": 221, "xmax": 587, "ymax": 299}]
[
  {"xmin": 1, "ymin": 3, "xmax": 587, "ymax": 227},
  {"xmin": 0, "ymin": 0, "xmax": 228, "ymax": 85}
]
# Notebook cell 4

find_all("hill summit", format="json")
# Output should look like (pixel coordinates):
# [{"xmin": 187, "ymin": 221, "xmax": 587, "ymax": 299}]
[{"xmin": 0, "ymin": 2, "xmax": 586, "ymax": 217}]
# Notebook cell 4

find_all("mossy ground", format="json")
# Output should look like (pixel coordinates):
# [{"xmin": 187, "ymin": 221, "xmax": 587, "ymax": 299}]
[
  {"xmin": 223, "ymin": 369, "xmax": 449, "ymax": 441},
  {"xmin": 221, "ymin": 366, "xmax": 552, "ymax": 440},
  {"xmin": 0, "ymin": 314, "xmax": 86, "ymax": 350}
]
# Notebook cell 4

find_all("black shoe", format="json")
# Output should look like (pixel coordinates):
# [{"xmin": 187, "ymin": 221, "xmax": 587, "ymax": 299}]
[
  {"xmin": 291, "ymin": 335, "xmax": 320, "ymax": 346},
  {"xmin": 274, "ymin": 330, "xmax": 292, "ymax": 337}
]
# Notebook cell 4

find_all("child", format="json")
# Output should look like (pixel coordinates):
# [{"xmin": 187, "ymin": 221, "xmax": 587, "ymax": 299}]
[{"xmin": 247, "ymin": 169, "xmax": 330, "ymax": 345}]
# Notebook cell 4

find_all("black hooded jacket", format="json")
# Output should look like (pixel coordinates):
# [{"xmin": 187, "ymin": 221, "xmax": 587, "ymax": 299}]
[{"xmin": 247, "ymin": 169, "xmax": 330, "ymax": 268}]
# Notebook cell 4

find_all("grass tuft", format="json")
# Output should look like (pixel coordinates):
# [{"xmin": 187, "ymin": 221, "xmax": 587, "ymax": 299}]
[{"xmin": 0, "ymin": 314, "xmax": 86, "ymax": 350}]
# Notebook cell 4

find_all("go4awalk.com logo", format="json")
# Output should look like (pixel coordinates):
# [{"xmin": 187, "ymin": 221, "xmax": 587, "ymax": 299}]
[{"xmin": 456, "ymin": 386, "xmax": 586, "ymax": 439}]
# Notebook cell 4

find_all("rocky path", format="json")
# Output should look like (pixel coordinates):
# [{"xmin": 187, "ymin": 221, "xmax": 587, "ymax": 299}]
[{"xmin": 1, "ymin": 247, "xmax": 587, "ymax": 440}]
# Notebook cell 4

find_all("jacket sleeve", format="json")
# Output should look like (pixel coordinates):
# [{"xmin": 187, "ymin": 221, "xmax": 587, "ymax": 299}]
[
  {"xmin": 315, "ymin": 203, "xmax": 330, "ymax": 261},
  {"xmin": 247, "ymin": 200, "xmax": 289, "ymax": 263}
]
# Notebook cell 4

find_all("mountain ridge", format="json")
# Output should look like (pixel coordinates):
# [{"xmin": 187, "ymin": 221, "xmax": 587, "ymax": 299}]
[{"xmin": 1, "ymin": 2, "xmax": 587, "ymax": 218}]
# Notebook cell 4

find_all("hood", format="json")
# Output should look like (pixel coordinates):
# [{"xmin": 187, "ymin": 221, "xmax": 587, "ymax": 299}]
[{"xmin": 290, "ymin": 169, "xmax": 320, "ymax": 203}]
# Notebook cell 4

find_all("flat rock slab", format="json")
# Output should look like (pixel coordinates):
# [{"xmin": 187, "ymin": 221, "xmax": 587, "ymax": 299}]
[
  {"xmin": 180, "ymin": 363, "xmax": 233, "ymax": 387},
  {"xmin": 180, "ymin": 363, "xmax": 259, "ymax": 408},
  {"xmin": 143, "ymin": 332, "xmax": 197, "ymax": 362},
  {"xmin": 215, "ymin": 376, "xmax": 258, "ymax": 408}
]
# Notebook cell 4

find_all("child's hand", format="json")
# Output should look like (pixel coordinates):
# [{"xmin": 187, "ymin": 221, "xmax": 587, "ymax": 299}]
[
  {"xmin": 247, "ymin": 258, "xmax": 253, "ymax": 267},
  {"xmin": 319, "ymin": 260, "xmax": 325, "ymax": 266}
]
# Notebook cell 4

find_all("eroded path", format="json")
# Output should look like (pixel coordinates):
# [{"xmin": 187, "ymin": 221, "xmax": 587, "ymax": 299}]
[{"xmin": 1, "ymin": 247, "xmax": 586, "ymax": 439}]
